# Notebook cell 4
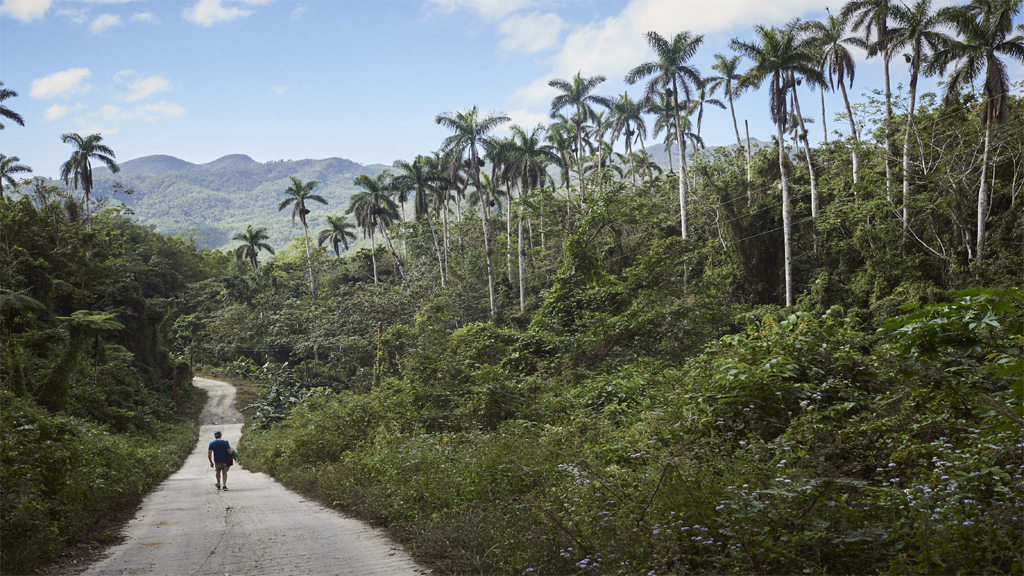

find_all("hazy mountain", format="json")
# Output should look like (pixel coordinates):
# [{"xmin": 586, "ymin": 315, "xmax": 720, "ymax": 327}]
[{"xmin": 90, "ymin": 155, "xmax": 389, "ymax": 253}]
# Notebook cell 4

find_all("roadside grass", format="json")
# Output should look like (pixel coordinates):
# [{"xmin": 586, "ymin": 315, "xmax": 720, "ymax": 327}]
[{"xmin": 1, "ymin": 387, "xmax": 206, "ymax": 576}]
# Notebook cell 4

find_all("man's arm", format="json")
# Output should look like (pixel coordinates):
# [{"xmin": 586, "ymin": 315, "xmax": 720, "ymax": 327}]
[{"xmin": 208, "ymin": 449, "xmax": 214, "ymax": 468}]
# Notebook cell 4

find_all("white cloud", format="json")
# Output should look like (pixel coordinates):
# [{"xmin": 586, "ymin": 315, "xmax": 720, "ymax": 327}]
[
  {"xmin": 426, "ymin": 0, "xmax": 534, "ymax": 22},
  {"xmin": 134, "ymin": 101, "xmax": 186, "ymax": 121},
  {"xmin": 56, "ymin": 7, "xmax": 86, "ymax": 23},
  {"xmin": 503, "ymin": 108, "xmax": 551, "ymax": 131},
  {"xmin": 30, "ymin": 68, "xmax": 92, "ymax": 99},
  {"xmin": 289, "ymin": 4, "xmax": 304, "ymax": 20},
  {"xmin": 270, "ymin": 84, "xmax": 293, "ymax": 96},
  {"xmin": 0, "ymin": 0, "xmax": 50, "ymax": 21},
  {"xmin": 44, "ymin": 104, "xmax": 69, "ymax": 121},
  {"xmin": 498, "ymin": 12, "xmax": 562, "ymax": 55},
  {"xmin": 68, "ymin": 100, "xmax": 185, "ymax": 134},
  {"xmin": 184, "ymin": 0, "xmax": 252, "ymax": 26},
  {"xmin": 510, "ymin": 0, "xmax": 853, "ymax": 108},
  {"xmin": 89, "ymin": 13, "xmax": 122, "ymax": 34},
  {"xmin": 131, "ymin": 12, "xmax": 155, "ymax": 22},
  {"xmin": 125, "ymin": 75, "xmax": 171, "ymax": 101}
]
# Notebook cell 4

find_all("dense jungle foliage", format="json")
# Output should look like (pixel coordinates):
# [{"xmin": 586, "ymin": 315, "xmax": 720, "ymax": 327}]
[
  {"xmin": 3, "ymin": 6, "xmax": 1023, "ymax": 573},
  {"xmin": 223, "ymin": 93, "xmax": 1017, "ymax": 573},
  {"xmin": 0, "ymin": 186, "xmax": 223, "ymax": 574}
]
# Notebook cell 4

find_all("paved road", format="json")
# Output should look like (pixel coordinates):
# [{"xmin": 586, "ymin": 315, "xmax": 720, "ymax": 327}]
[{"xmin": 82, "ymin": 377, "xmax": 424, "ymax": 576}]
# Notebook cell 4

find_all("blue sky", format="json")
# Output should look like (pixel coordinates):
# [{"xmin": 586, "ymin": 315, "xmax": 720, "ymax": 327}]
[{"xmin": 3, "ymin": 0, "xmax": 1017, "ymax": 179}]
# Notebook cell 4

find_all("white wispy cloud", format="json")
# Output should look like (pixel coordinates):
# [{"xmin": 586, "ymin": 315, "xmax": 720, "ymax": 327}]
[
  {"xmin": 184, "ymin": 0, "xmax": 252, "ymax": 26},
  {"xmin": 56, "ymin": 7, "xmax": 86, "ymax": 23},
  {"xmin": 270, "ymin": 84, "xmax": 294, "ymax": 96},
  {"xmin": 510, "ymin": 0, "xmax": 859, "ymax": 109},
  {"xmin": 30, "ymin": 68, "xmax": 92, "ymax": 99},
  {"xmin": 125, "ymin": 75, "xmax": 171, "ymax": 101},
  {"xmin": 90, "ymin": 13, "xmax": 122, "ymax": 34},
  {"xmin": 0, "ymin": 0, "xmax": 51, "ymax": 22},
  {"xmin": 426, "ymin": 0, "xmax": 534, "ymax": 22},
  {"xmin": 289, "ymin": 3, "xmax": 305, "ymax": 20},
  {"xmin": 68, "ymin": 100, "xmax": 186, "ymax": 134},
  {"xmin": 131, "ymin": 12, "xmax": 155, "ymax": 22},
  {"xmin": 44, "ymin": 104, "xmax": 69, "ymax": 121},
  {"xmin": 498, "ymin": 12, "xmax": 563, "ymax": 55}
]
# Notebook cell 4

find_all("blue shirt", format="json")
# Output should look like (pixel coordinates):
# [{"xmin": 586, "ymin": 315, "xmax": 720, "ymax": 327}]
[{"xmin": 209, "ymin": 439, "xmax": 231, "ymax": 463}]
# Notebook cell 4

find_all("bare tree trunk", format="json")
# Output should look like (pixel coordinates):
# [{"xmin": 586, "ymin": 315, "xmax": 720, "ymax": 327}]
[
  {"xmin": 301, "ymin": 221, "xmax": 317, "ymax": 300},
  {"xmin": 778, "ymin": 121, "xmax": 793, "ymax": 308},
  {"xmin": 426, "ymin": 211, "xmax": 445, "ymax": 288},
  {"xmin": 840, "ymin": 80, "xmax": 860, "ymax": 184},
  {"xmin": 506, "ymin": 182, "xmax": 513, "ymax": 284},
  {"xmin": 518, "ymin": 214, "xmax": 526, "ymax": 312},
  {"xmin": 976, "ymin": 122, "xmax": 993, "ymax": 266},
  {"xmin": 820, "ymin": 87, "xmax": 828, "ymax": 144},
  {"xmin": 378, "ymin": 222, "xmax": 408, "ymax": 285},
  {"xmin": 903, "ymin": 76, "xmax": 919, "ymax": 235},
  {"xmin": 745, "ymin": 120, "xmax": 753, "ymax": 191},
  {"xmin": 672, "ymin": 81, "xmax": 690, "ymax": 239},
  {"xmin": 883, "ymin": 49, "xmax": 894, "ymax": 199},
  {"xmin": 370, "ymin": 228, "xmax": 378, "ymax": 286},
  {"xmin": 792, "ymin": 88, "xmax": 819, "ymax": 222}
]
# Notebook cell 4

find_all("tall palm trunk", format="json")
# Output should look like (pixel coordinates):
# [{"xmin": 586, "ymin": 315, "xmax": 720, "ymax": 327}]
[
  {"xmin": 778, "ymin": 119, "xmax": 793, "ymax": 308},
  {"xmin": 839, "ymin": 79, "xmax": 860, "ymax": 184},
  {"xmin": 426, "ymin": 211, "xmax": 446, "ymax": 288},
  {"xmin": 377, "ymin": 221, "xmax": 408, "ymax": 285},
  {"xmin": 791, "ymin": 87, "xmax": 819, "ymax": 221},
  {"xmin": 976, "ymin": 122, "xmax": 994, "ymax": 265},
  {"xmin": 506, "ymin": 182, "xmax": 514, "ymax": 284},
  {"xmin": 301, "ymin": 221, "xmax": 317, "ymax": 299},
  {"xmin": 819, "ymin": 88, "xmax": 829, "ymax": 143},
  {"xmin": 902, "ymin": 62, "xmax": 920, "ymax": 234},
  {"xmin": 518, "ymin": 213, "xmax": 527, "ymax": 312},
  {"xmin": 671, "ymin": 78, "xmax": 690, "ymax": 239},
  {"xmin": 369, "ymin": 227, "xmax": 379, "ymax": 286},
  {"xmin": 883, "ymin": 45, "xmax": 894, "ymax": 198},
  {"xmin": 729, "ymin": 92, "xmax": 742, "ymax": 148},
  {"xmin": 472, "ymin": 152, "xmax": 497, "ymax": 318}
]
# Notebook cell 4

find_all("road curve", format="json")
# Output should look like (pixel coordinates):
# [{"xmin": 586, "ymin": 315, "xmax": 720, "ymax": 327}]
[{"xmin": 82, "ymin": 377, "xmax": 424, "ymax": 576}]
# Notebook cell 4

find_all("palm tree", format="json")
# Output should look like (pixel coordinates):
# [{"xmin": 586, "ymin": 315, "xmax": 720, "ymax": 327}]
[
  {"xmin": 688, "ymin": 84, "xmax": 726, "ymax": 150},
  {"xmin": 609, "ymin": 92, "xmax": 652, "ymax": 183},
  {"xmin": 349, "ymin": 171, "xmax": 406, "ymax": 285},
  {"xmin": 706, "ymin": 54, "xmax": 749, "ymax": 149},
  {"xmin": 929, "ymin": 0, "xmax": 1024, "ymax": 265},
  {"xmin": 843, "ymin": 0, "xmax": 897, "ymax": 193},
  {"xmin": 277, "ymin": 176, "xmax": 328, "ymax": 299},
  {"xmin": 393, "ymin": 156, "xmax": 447, "ymax": 285},
  {"xmin": 801, "ymin": 12, "xmax": 864, "ymax": 183},
  {"xmin": 548, "ymin": 73, "xmax": 612, "ymax": 209},
  {"xmin": 870, "ymin": 0, "xmax": 950, "ymax": 232},
  {"xmin": 435, "ymin": 106, "xmax": 510, "ymax": 317},
  {"xmin": 59, "ymin": 133, "xmax": 119, "ymax": 227},
  {"xmin": 626, "ymin": 30, "xmax": 705, "ymax": 238},
  {"xmin": 232, "ymin": 225, "xmax": 275, "ymax": 272},
  {"xmin": 508, "ymin": 124, "xmax": 560, "ymax": 311},
  {"xmin": 0, "ymin": 154, "xmax": 32, "ymax": 197},
  {"xmin": 0, "ymin": 82, "xmax": 25, "ymax": 129},
  {"xmin": 317, "ymin": 215, "xmax": 358, "ymax": 257},
  {"xmin": 732, "ymin": 24, "xmax": 821, "ymax": 307}
]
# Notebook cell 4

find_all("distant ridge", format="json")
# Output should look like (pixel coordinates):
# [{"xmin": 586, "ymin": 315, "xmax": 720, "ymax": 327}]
[
  {"xmin": 197, "ymin": 154, "xmax": 259, "ymax": 172},
  {"xmin": 89, "ymin": 154, "xmax": 388, "ymax": 253}
]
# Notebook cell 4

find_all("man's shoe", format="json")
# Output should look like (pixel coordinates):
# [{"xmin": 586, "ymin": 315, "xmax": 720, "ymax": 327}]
[
  {"xmin": 215, "ymin": 484, "xmax": 220, "ymax": 489},
  {"xmin": 222, "ymin": 486, "xmax": 228, "ymax": 490}
]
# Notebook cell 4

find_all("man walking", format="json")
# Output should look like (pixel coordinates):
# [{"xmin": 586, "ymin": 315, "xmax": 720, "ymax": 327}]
[{"xmin": 207, "ymin": 430, "xmax": 232, "ymax": 490}]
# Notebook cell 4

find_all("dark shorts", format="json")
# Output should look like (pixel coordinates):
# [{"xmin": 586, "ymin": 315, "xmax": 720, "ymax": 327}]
[{"xmin": 216, "ymin": 462, "xmax": 230, "ymax": 471}]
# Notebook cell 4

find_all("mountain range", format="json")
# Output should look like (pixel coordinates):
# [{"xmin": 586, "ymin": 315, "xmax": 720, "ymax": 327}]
[
  {"xmin": 88, "ymin": 139, "xmax": 768, "ymax": 255},
  {"xmin": 91, "ymin": 155, "xmax": 389, "ymax": 253}
]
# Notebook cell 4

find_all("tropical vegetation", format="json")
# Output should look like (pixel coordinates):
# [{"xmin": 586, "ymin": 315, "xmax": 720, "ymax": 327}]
[{"xmin": 1, "ymin": 1, "xmax": 1022, "ymax": 574}]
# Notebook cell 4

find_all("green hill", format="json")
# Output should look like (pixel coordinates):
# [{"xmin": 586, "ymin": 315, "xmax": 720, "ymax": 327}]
[{"xmin": 91, "ymin": 155, "xmax": 389, "ymax": 253}]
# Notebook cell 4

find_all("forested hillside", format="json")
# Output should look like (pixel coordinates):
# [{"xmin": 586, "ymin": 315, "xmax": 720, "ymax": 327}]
[
  {"xmin": 85, "ymin": 155, "xmax": 389, "ymax": 253},
  {"xmin": 2, "ymin": 2, "xmax": 1022, "ymax": 574},
  {"xmin": 0, "ymin": 185, "xmax": 231, "ymax": 574}
]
